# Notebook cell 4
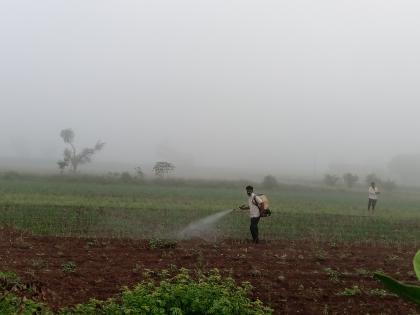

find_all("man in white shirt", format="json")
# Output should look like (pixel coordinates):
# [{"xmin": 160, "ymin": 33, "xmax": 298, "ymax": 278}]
[
  {"xmin": 239, "ymin": 185, "xmax": 263, "ymax": 243},
  {"xmin": 368, "ymin": 182, "xmax": 380, "ymax": 212}
]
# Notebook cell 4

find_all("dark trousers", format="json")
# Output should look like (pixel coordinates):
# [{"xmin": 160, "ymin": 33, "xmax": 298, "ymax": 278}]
[
  {"xmin": 368, "ymin": 198, "xmax": 377, "ymax": 210},
  {"xmin": 250, "ymin": 217, "xmax": 260, "ymax": 242}
]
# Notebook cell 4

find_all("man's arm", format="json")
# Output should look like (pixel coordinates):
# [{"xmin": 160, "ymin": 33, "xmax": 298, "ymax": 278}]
[{"xmin": 238, "ymin": 204, "xmax": 249, "ymax": 210}]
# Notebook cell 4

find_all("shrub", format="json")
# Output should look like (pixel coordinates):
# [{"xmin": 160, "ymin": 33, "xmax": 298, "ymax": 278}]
[
  {"xmin": 0, "ymin": 294, "xmax": 49, "ymax": 315},
  {"xmin": 60, "ymin": 268, "xmax": 273, "ymax": 314},
  {"xmin": 336, "ymin": 285, "xmax": 362, "ymax": 296},
  {"xmin": 0, "ymin": 271, "xmax": 22, "ymax": 289},
  {"xmin": 0, "ymin": 270, "xmax": 50, "ymax": 314},
  {"xmin": 62, "ymin": 261, "xmax": 77, "ymax": 273},
  {"xmin": 0, "ymin": 269, "xmax": 273, "ymax": 314}
]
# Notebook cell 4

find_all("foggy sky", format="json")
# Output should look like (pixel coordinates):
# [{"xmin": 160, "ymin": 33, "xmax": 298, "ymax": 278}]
[{"xmin": 1, "ymin": 1, "xmax": 420, "ymax": 177}]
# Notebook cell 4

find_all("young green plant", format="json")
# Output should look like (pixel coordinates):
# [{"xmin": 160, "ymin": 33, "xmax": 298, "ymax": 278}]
[{"xmin": 374, "ymin": 250, "xmax": 420, "ymax": 304}]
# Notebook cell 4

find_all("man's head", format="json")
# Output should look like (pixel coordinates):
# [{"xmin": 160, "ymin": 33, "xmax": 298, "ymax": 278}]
[
  {"xmin": 246, "ymin": 185, "xmax": 253, "ymax": 196},
  {"xmin": 371, "ymin": 182, "xmax": 375, "ymax": 187}
]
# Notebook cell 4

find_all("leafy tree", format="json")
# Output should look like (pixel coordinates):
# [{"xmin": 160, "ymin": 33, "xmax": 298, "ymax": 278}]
[
  {"xmin": 134, "ymin": 166, "xmax": 145, "ymax": 179},
  {"xmin": 57, "ymin": 129, "xmax": 105, "ymax": 173},
  {"xmin": 323, "ymin": 174, "xmax": 340, "ymax": 187},
  {"xmin": 342, "ymin": 173, "xmax": 359, "ymax": 188},
  {"xmin": 153, "ymin": 161, "xmax": 175, "ymax": 178},
  {"xmin": 262, "ymin": 175, "xmax": 279, "ymax": 189}
]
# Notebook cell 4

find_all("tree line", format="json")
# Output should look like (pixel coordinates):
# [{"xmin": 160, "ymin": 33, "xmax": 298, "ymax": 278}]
[
  {"xmin": 56, "ymin": 129, "xmax": 398, "ymax": 190},
  {"xmin": 57, "ymin": 129, "xmax": 175, "ymax": 178},
  {"xmin": 323, "ymin": 173, "xmax": 397, "ymax": 190}
]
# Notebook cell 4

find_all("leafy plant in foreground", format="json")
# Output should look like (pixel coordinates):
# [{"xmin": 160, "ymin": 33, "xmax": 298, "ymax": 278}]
[
  {"xmin": 0, "ymin": 268, "xmax": 272, "ymax": 314},
  {"xmin": 0, "ymin": 294, "xmax": 51, "ymax": 315},
  {"xmin": 0, "ymin": 270, "xmax": 50, "ymax": 314},
  {"xmin": 0, "ymin": 270, "xmax": 22, "ymax": 289},
  {"xmin": 60, "ymin": 268, "xmax": 273, "ymax": 315},
  {"xmin": 374, "ymin": 250, "xmax": 420, "ymax": 304}
]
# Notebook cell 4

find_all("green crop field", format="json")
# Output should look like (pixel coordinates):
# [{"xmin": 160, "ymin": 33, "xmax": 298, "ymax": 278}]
[{"xmin": 1, "ymin": 174, "xmax": 420, "ymax": 243}]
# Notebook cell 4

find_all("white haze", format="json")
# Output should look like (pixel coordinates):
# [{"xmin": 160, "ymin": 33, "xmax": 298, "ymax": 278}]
[{"xmin": 1, "ymin": 1, "xmax": 420, "ymax": 180}]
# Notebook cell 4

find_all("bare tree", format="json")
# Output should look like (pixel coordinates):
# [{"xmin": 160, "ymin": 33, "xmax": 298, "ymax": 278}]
[
  {"xmin": 153, "ymin": 161, "xmax": 175, "ymax": 178},
  {"xmin": 57, "ymin": 128, "xmax": 105, "ymax": 173}
]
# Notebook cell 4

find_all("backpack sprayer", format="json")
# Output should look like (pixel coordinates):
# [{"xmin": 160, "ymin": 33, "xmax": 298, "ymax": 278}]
[
  {"xmin": 237, "ymin": 193, "xmax": 271, "ymax": 217},
  {"xmin": 255, "ymin": 194, "xmax": 271, "ymax": 217}
]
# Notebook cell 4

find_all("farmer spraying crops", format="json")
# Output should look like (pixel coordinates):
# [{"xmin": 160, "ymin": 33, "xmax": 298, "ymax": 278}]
[{"xmin": 238, "ymin": 185, "xmax": 271, "ymax": 244}]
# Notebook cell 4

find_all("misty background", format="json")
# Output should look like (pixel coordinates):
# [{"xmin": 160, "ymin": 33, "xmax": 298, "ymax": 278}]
[{"xmin": 1, "ymin": 1, "xmax": 420, "ymax": 183}]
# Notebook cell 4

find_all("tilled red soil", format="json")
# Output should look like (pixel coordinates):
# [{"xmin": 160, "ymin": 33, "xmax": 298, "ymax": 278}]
[{"xmin": 0, "ymin": 227, "xmax": 419, "ymax": 314}]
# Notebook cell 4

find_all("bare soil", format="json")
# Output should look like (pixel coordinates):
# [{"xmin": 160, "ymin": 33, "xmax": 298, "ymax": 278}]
[{"xmin": 0, "ymin": 227, "xmax": 419, "ymax": 314}]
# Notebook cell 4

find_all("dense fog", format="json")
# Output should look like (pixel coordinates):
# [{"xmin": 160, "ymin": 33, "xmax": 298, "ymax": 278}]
[{"xmin": 1, "ymin": 1, "xmax": 420, "ymax": 182}]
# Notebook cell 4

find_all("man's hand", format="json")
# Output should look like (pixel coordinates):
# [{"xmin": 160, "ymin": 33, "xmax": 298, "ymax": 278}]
[{"xmin": 238, "ymin": 204, "xmax": 249, "ymax": 210}]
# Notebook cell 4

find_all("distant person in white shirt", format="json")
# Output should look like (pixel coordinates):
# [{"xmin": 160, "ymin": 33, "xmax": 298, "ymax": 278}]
[
  {"xmin": 368, "ymin": 182, "xmax": 380, "ymax": 212},
  {"xmin": 239, "ymin": 185, "xmax": 263, "ymax": 243}
]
